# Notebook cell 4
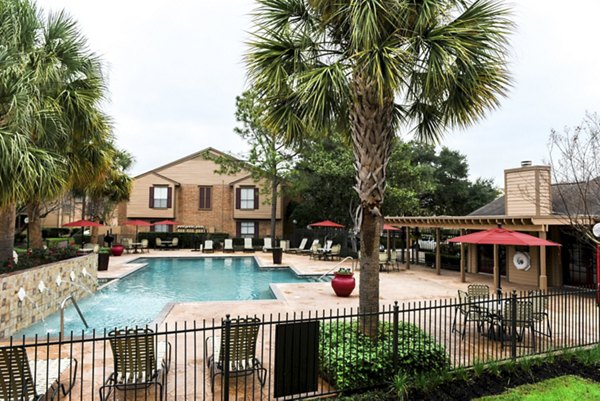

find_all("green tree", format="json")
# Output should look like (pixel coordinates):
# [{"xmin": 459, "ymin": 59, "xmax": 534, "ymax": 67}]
[
  {"xmin": 247, "ymin": 0, "xmax": 512, "ymax": 336},
  {"xmin": 23, "ymin": 9, "xmax": 113, "ymax": 249},
  {"xmin": 0, "ymin": 0, "xmax": 67, "ymax": 263},
  {"xmin": 207, "ymin": 91, "xmax": 297, "ymax": 241}
]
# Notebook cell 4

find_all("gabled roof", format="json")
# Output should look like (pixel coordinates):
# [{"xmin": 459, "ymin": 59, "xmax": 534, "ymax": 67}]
[
  {"xmin": 133, "ymin": 147, "xmax": 243, "ymax": 180},
  {"xmin": 134, "ymin": 170, "xmax": 181, "ymax": 185}
]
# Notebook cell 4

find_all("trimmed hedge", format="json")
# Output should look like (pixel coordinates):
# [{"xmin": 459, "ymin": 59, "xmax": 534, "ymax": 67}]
[
  {"xmin": 319, "ymin": 321, "xmax": 449, "ymax": 392},
  {"xmin": 424, "ymin": 252, "xmax": 461, "ymax": 270}
]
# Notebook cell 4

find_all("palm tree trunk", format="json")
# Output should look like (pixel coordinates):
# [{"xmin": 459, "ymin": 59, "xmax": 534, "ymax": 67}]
[
  {"xmin": 0, "ymin": 203, "xmax": 17, "ymax": 265},
  {"xmin": 350, "ymin": 77, "xmax": 395, "ymax": 338},
  {"xmin": 26, "ymin": 201, "xmax": 44, "ymax": 249}
]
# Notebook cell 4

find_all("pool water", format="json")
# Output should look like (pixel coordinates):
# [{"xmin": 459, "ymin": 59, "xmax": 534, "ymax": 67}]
[{"xmin": 15, "ymin": 257, "xmax": 312, "ymax": 338}]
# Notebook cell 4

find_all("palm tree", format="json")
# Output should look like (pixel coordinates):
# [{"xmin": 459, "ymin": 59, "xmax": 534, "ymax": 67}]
[
  {"xmin": 247, "ymin": 0, "xmax": 512, "ymax": 336},
  {"xmin": 23, "ymin": 9, "xmax": 113, "ymax": 249},
  {"xmin": 0, "ymin": 0, "xmax": 68, "ymax": 263}
]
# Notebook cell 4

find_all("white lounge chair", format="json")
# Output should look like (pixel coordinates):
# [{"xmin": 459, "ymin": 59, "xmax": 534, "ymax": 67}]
[
  {"xmin": 301, "ymin": 239, "xmax": 320, "ymax": 254},
  {"xmin": 287, "ymin": 238, "xmax": 308, "ymax": 254},
  {"xmin": 223, "ymin": 239, "xmax": 234, "ymax": 253},
  {"xmin": 243, "ymin": 238, "xmax": 255, "ymax": 253},
  {"xmin": 204, "ymin": 240, "xmax": 214, "ymax": 253},
  {"xmin": 262, "ymin": 237, "xmax": 272, "ymax": 252}
]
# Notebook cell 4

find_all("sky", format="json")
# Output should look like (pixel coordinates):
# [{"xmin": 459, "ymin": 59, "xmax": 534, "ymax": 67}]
[{"xmin": 37, "ymin": 0, "xmax": 600, "ymax": 186}]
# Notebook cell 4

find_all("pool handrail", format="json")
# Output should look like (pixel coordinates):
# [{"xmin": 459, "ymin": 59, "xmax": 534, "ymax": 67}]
[
  {"xmin": 318, "ymin": 256, "xmax": 356, "ymax": 281},
  {"xmin": 60, "ymin": 294, "xmax": 89, "ymax": 338}
]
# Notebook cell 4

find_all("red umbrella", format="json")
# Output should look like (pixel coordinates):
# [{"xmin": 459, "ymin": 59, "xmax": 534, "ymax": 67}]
[
  {"xmin": 309, "ymin": 220, "xmax": 345, "ymax": 228},
  {"xmin": 63, "ymin": 219, "xmax": 103, "ymax": 248},
  {"xmin": 125, "ymin": 220, "xmax": 152, "ymax": 242},
  {"xmin": 448, "ymin": 227, "xmax": 561, "ymax": 247},
  {"xmin": 383, "ymin": 224, "xmax": 401, "ymax": 231},
  {"xmin": 63, "ymin": 219, "xmax": 103, "ymax": 227}
]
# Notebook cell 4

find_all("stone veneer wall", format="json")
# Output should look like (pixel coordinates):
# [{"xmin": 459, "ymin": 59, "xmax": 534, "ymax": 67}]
[{"xmin": 0, "ymin": 254, "xmax": 98, "ymax": 338}]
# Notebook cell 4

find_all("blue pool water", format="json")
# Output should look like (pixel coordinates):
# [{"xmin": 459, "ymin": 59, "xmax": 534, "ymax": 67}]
[{"xmin": 15, "ymin": 257, "xmax": 312, "ymax": 338}]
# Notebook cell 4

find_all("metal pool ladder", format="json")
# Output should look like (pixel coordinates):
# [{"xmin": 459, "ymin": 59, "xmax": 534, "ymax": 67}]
[{"xmin": 60, "ymin": 294, "xmax": 89, "ymax": 338}]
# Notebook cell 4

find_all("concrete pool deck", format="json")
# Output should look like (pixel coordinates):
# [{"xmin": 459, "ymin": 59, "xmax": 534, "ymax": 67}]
[{"xmin": 101, "ymin": 248, "xmax": 538, "ymax": 325}]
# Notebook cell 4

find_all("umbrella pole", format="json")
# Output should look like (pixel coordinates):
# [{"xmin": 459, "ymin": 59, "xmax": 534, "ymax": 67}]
[{"xmin": 493, "ymin": 244, "xmax": 501, "ymax": 296}]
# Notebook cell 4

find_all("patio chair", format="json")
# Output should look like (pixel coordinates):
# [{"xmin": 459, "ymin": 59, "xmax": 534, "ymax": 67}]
[
  {"xmin": 452, "ymin": 290, "xmax": 489, "ymax": 339},
  {"xmin": 467, "ymin": 283, "xmax": 490, "ymax": 300},
  {"xmin": 0, "ymin": 345, "xmax": 78, "ymax": 401},
  {"xmin": 155, "ymin": 237, "xmax": 166, "ymax": 250},
  {"xmin": 140, "ymin": 239, "xmax": 149, "ymax": 253},
  {"xmin": 243, "ymin": 238, "xmax": 255, "ymax": 253},
  {"xmin": 528, "ymin": 290, "xmax": 552, "ymax": 338},
  {"xmin": 205, "ymin": 317, "xmax": 267, "ymax": 391},
  {"xmin": 223, "ymin": 239, "xmax": 235, "ymax": 253},
  {"xmin": 122, "ymin": 238, "xmax": 133, "ymax": 253},
  {"xmin": 326, "ymin": 244, "xmax": 342, "ymax": 261},
  {"xmin": 262, "ymin": 237, "xmax": 273, "ymax": 252},
  {"xmin": 204, "ymin": 240, "xmax": 214, "ymax": 253},
  {"xmin": 100, "ymin": 328, "xmax": 171, "ymax": 401},
  {"xmin": 287, "ymin": 238, "xmax": 308, "ymax": 254},
  {"xmin": 501, "ymin": 300, "xmax": 536, "ymax": 351},
  {"xmin": 280, "ymin": 240, "xmax": 289, "ymax": 252},
  {"xmin": 168, "ymin": 237, "xmax": 179, "ymax": 250}
]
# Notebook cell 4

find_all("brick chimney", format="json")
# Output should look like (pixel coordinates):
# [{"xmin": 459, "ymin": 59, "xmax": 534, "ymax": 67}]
[{"xmin": 504, "ymin": 162, "xmax": 551, "ymax": 216}]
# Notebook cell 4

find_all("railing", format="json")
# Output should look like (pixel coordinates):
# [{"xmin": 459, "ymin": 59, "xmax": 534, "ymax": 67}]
[
  {"xmin": 59, "ymin": 294, "xmax": 88, "ymax": 339},
  {"xmin": 2, "ymin": 287, "xmax": 599, "ymax": 400},
  {"xmin": 317, "ymin": 256, "xmax": 356, "ymax": 280}
]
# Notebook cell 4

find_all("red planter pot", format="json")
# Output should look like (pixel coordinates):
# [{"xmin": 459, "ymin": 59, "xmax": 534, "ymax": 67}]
[
  {"xmin": 111, "ymin": 244, "xmax": 125, "ymax": 256},
  {"xmin": 331, "ymin": 272, "xmax": 356, "ymax": 297}
]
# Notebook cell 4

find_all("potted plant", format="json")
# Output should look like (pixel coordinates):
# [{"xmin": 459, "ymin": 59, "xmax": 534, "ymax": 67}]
[
  {"xmin": 111, "ymin": 243, "xmax": 125, "ymax": 256},
  {"xmin": 331, "ymin": 267, "xmax": 355, "ymax": 297},
  {"xmin": 98, "ymin": 247, "xmax": 110, "ymax": 271}
]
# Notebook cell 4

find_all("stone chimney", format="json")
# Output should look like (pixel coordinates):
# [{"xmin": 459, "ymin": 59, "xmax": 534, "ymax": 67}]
[{"xmin": 504, "ymin": 162, "xmax": 551, "ymax": 216}]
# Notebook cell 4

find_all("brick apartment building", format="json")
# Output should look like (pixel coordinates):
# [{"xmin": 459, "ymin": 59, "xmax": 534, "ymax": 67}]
[{"xmin": 118, "ymin": 148, "xmax": 284, "ymax": 238}]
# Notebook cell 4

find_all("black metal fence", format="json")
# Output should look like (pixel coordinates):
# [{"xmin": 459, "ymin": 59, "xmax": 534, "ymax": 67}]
[{"xmin": 2, "ymin": 287, "xmax": 599, "ymax": 400}]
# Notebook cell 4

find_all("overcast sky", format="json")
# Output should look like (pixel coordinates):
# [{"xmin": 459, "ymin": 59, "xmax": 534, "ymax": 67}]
[{"xmin": 37, "ymin": 0, "xmax": 600, "ymax": 186}]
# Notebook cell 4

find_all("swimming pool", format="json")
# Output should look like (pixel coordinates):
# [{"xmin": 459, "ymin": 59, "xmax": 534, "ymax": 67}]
[{"xmin": 15, "ymin": 257, "xmax": 314, "ymax": 338}]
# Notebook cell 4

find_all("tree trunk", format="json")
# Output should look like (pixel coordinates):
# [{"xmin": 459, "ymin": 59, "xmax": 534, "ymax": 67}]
[
  {"xmin": 350, "ymin": 76, "xmax": 395, "ymax": 338},
  {"xmin": 0, "ymin": 203, "xmax": 17, "ymax": 265},
  {"xmin": 26, "ymin": 201, "xmax": 44, "ymax": 249},
  {"xmin": 270, "ymin": 178, "xmax": 278, "ymax": 244}
]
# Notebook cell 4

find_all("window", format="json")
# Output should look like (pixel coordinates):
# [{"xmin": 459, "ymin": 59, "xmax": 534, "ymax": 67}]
[
  {"xmin": 149, "ymin": 186, "xmax": 172, "ymax": 209},
  {"xmin": 199, "ymin": 186, "xmax": 212, "ymax": 210},
  {"xmin": 238, "ymin": 221, "xmax": 258, "ymax": 238},
  {"xmin": 236, "ymin": 187, "xmax": 258, "ymax": 210},
  {"xmin": 153, "ymin": 224, "xmax": 169, "ymax": 233}
]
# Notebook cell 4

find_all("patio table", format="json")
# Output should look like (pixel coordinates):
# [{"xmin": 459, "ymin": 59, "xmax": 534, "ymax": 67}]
[{"xmin": 131, "ymin": 242, "xmax": 143, "ymax": 253}]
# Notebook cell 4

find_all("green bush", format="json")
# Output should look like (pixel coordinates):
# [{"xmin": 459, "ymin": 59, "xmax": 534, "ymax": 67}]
[
  {"xmin": 319, "ymin": 321, "xmax": 449, "ymax": 391},
  {"xmin": 2, "ymin": 246, "xmax": 80, "ymax": 273}
]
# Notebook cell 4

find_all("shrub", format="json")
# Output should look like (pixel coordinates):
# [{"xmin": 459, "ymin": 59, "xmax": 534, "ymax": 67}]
[
  {"xmin": 1, "ymin": 246, "xmax": 79, "ymax": 273},
  {"xmin": 319, "ymin": 321, "xmax": 449, "ymax": 391}
]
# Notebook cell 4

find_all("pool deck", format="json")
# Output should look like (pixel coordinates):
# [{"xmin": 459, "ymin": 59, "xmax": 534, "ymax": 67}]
[{"xmin": 101, "ymin": 249, "xmax": 537, "ymax": 326}]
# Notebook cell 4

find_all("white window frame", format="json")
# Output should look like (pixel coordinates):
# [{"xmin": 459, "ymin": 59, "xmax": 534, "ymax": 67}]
[
  {"xmin": 240, "ymin": 222, "xmax": 255, "ymax": 238},
  {"xmin": 153, "ymin": 187, "xmax": 168, "ymax": 208},
  {"xmin": 240, "ymin": 187, "xmax": 255, "ymax": 210}
]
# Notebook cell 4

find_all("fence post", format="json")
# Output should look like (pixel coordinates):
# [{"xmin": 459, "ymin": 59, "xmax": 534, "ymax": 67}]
[
  {"xmin": 510, "ymin": 290, "xmax": 517, "ymax": 361},
  {"xmin": 223, "ymin": 314, "xmax": 231, "ymax": 401},
  {"xmin": 393, "ymin": 301, "xmax": 399, "ymax": 371}
]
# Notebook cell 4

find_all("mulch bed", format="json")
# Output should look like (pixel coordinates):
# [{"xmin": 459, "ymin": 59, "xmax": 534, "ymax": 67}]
[{"xmin": 409, "ymin": 358, "xmax": 600, "ymax": 400}]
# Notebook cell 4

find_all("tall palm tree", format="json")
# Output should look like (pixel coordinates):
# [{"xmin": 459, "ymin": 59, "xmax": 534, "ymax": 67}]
[
  {"xmin": 24, "ymin": 9, "xmax": 113, "ymax": 248},
  {"xmin": 0, "ymin": 0, "xmax": 67, "ymax": 263},
  {"xmin": 247, "ymin": 0, "xmax": 512, "ymax": 336}
]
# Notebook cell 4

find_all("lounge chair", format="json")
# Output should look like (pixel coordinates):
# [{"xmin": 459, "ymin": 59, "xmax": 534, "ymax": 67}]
[
  {"xmin": 243, "ymin": 238, "xmax": 255, "ymax": 253},
  {"xmin": 205, "ymin": 317, "xmax": 267, "ymax": 391},
  {"xmin": 280, "ymin": 240, "xmax": 289, "ymax": 252},
  {"xmin": 0, "ymin": 345, "xmax": 77, "ymax": 401},
  {"xmin": 286, "ymin": 238, "xmax": 307, "ymax": 254},
  {"xmin": 301, "ymin": 239, "xmax": 320, "ymax": 254},
  {"xmin": 223, "ymin": 239, "xmax": 235, "ymax": 253},
  {"xmin": 204, "ymin": 240, "xmax": 214, "ymax": 253},
  {"xmin": 100, "ymin": 328, "xmax": 171, "ymax": 401},
  {"xmin": 262, "ymin": 237, "xmax": 273, "ymax": 252}
]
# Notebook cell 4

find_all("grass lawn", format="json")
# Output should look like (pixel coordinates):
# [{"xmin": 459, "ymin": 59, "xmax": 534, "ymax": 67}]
[{"xmin": 474, "ymin": 375, "xmax": 600, "ymax": 401}]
